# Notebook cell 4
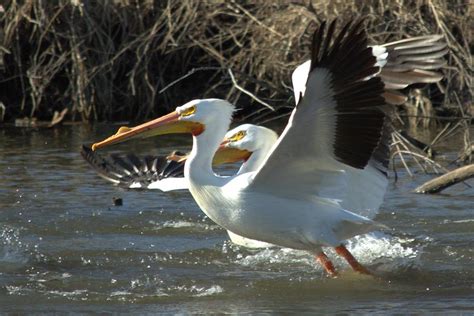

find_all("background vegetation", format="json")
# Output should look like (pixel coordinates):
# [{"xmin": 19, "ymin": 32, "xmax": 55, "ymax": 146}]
[{"xmin": 0, "ymin": 0, "xmax": 471, "ymax": 125}]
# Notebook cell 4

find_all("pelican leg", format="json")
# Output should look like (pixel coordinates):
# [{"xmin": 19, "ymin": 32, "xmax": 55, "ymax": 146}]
[
  {"xmin": 315, "ymin": 251, "xmax": 338, "ymax": 277},
  {"xmin": 334, "ymin": 245, "xmax": 371, "ymax": 275}
]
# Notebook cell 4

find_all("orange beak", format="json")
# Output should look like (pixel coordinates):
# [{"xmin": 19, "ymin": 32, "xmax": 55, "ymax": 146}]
[
  {"xmin": 92, "ymin": 111, "xmax": 204, "ymax": 151},
  {"xmin": 165, "ymin": 146, "xmax": 251, "ymax": 166},
  {"xmin": 212, "ymin": 139, "xmax": 252, "ymax": 164}
]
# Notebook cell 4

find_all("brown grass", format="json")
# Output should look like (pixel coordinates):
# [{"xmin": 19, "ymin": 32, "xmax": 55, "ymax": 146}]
[{"xmin": 0, "ymin": 0, "xmax": 472, "ymax": 124}]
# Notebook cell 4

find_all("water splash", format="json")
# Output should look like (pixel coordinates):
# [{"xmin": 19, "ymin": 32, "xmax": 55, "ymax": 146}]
[
  {"xmin": 233, "ymin": 232, "xmax": 422, "ymax": 273},
  {"xmin": 149, "ymin": 219, "xmax": 220, "ymax": 232},
  {"xmin": 0, "ymin": 225, "xmax": 31, "ymax": 271},
  {"xmin": 345, "ymin": 232, "xmax": 419, "ymax": 262},
  {"xmin": 163, "ymin": 284, "xmax": 224, "ymax": 297},
  {"xmin": 107, "ymin": 285, "xmax": 224, "ymax": 303}
]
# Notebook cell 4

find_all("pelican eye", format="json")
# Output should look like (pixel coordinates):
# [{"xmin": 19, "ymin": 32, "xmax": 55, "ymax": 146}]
[
  {"xmin": 181, "ymin": 105, "xmax": 196, "ymax": 117},
  {"xmin": 229, "ymin": 130, "xmax": 246, "ymax": 142}
]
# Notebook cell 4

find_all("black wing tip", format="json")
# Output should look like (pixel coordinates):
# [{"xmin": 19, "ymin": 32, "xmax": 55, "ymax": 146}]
[
  {"xmin": 80, "ymin": 144, "xmax": 92, "ymax": 155},
  {"xmin": 80, "ymin": 144, "xmax": 186, "ymax": 187},
  {"xmin": 310, "ymin": 17, "xmax": 381, "ymax": 81},
  {"xmin": 80, "ymin": 143, "xmax": 126, "ymax": 184},
  {"xmin": 80, "ymin": 144, "xmax": 100, "ymax": 166},
  {"xmin": 308, "ymin": 17, "xmax": 387, "ymax": 170}
]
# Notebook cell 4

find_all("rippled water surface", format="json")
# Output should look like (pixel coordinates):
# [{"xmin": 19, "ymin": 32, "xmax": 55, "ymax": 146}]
[{"xmin": 0, "ymin": 125, "xmax": 473, "ymax": 313}]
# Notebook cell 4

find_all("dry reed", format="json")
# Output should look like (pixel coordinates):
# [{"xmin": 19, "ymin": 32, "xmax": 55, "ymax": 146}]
[{"xmin": 0, "ymin": 0, "xmax": 471, "ymax": 126}]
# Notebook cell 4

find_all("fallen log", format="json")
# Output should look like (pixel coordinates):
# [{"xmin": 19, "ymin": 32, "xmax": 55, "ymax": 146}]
[{"xmin": 414, "ymin": 164, "xmax": 474, "ymax": 194}]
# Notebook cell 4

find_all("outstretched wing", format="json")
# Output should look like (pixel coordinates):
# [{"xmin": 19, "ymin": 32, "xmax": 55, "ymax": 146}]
[
  {"xmin": 249, "ymin": 19, "xmax": 386, "ymax": 200},
  {"xmin": 80, "ymin": 145, "xmax": 187, "ymax": 190},
  {"xmin": 378, "ymin": 35, "xmax": 447, "ymax": 104},
  {"xmin": 292, "ymin": 35, "xmax": 447, "ymax": 105},
  {"xmin": 288, "ymin": 33, "xmax": 446, "ymax": 211}
]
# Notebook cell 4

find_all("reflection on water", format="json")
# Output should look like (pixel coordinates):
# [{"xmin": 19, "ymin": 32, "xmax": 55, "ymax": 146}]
[{"xmin": 0, "ymin": 125, "xmax": 473, "ymax": 313}]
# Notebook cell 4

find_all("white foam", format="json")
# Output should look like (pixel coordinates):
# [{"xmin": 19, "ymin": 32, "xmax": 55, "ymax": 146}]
[
  {"xmin": 162, "ymin": 221, "xmax": 196, "ymax": 228},
  {"xmin": 345, "ymin": 233, "xmax": 419, "ymax": 264},
  {"xmin": 450, "ymin": 219, "xmax": 474, "ymax": 224},
  {"xmin": 149, "ymin": 220, "xmax": 219, "ymax": 231},
  {"xmin": 157, "ymin": 284, "xmax": 224, "ymax": 297},
  {"xmin": 6, "ymin": 285, "xmax": 25, "ymax": 295},
  {"xmin": 234, "ymin": 232, "xmax": 421, "ymax": 271},
  {"xmin": 193, "ymin": 285, "xmax": 224, "ymax": 297},
  {"xmin": 110, "ymin": 290, "xmax": 132, "ymax": 296},
  {"xmin": 236, "ymin": 248, "xmax": 314, "ymax": 267},
  {"xmin": 49, "ymin": 289, "xmax": 88, "ymax": 297}
]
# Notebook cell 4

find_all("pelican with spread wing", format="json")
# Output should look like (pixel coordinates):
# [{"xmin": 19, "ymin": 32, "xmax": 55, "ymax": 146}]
[
  {"xmin": 85, "ymin": 32, "xmax": 446, "ymax": 216},
  {"xmin": 92, "ymin": 19, "xmax": 395, "ymax": 276}
]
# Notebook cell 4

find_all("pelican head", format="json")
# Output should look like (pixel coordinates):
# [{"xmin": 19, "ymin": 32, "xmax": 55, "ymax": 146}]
[
  {"xmin": 217, "ymin": 124, "xmax": 278, "ymax": 172},
  {"xmin": 92, "ymin": 99, "xmax": 234, "ymax": 151},
  {"xmin": 221, "ymin": 124, "xmax": 277, "ymax": 153},
  {"xmin": 175, "ymin": 99, "xmax": 234, "ymax": 131}
]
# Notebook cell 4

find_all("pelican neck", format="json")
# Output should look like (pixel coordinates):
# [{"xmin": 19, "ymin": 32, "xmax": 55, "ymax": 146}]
[
  {"xmin": 184, "ymin": 118, "xmax": 230, "ymax": 185},
  {"xmin": 239, "ymin": 148, "xmax": 264, "ymax": 174},
  {"xmin": 238, "ymin": 138, "xmax": 274, "ymax": 174}
]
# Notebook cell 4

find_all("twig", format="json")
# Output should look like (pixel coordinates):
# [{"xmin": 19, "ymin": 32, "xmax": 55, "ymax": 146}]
[
  {"xmin": 393, "ymin": 149, "xmax": 413, "ymax": 177},
  {"xmin": 429, "ymin": 122, "xmax": 451, "ymax": 147},
  {"xmin": 392, "ymin": 132, "xmax": 427, "ymax": 172},
  {"xmin": 227, "ymin": 68, "xmax": 275, "ymax": 111},
  {"xmin": 230, "ymin": 0, "xmax": 284, "ymax": 39},
  {"xmin": 396, "ymin": 150, "xmax": 446, "ymax": 173},
  {"xmin": 158, "ymin": 67, "xmax": 224, "ymax": 94},
  {"xmin": 391, "ymin": 133, "xmax": 413, "ymax": 177}
]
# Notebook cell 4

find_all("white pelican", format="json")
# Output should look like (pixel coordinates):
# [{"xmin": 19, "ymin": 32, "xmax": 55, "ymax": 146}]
[
  {"xmin": 218, "ymin": 124, "xmax": 278, "ymax": 248},
  {"xmin": 81, "ymin": 124, "xmax": 277, "ymax": 192},
  {"xmin": 92, "ymin": 19, "xmax": 392, "ymax": 276},
  {"xmin": 84, "ymin": 124, "xmax": 279, "ymax": 248}
]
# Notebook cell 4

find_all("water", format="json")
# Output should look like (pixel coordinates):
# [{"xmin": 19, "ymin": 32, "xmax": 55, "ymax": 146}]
[{"xmin": 0, "ymin": 125, "xmax": 473, "ymax": 313}]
